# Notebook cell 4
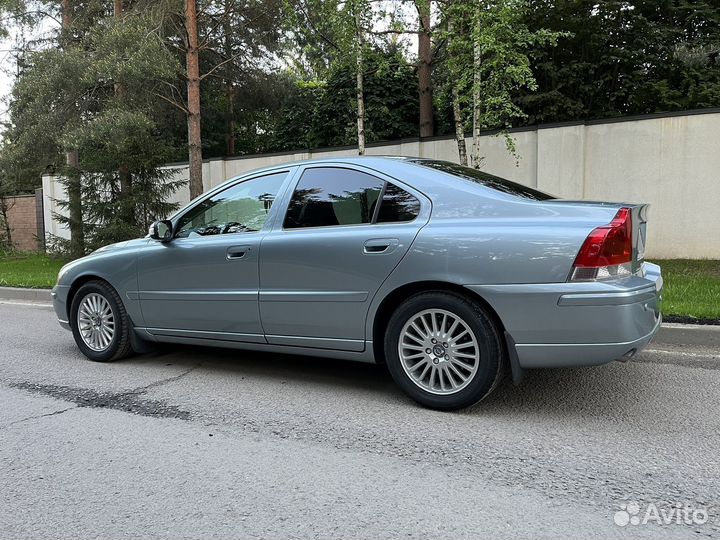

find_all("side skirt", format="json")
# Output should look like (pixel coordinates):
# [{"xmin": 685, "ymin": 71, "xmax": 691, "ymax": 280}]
[{"xmin": 135, "ymin": 328, "xmax": 377, "ymax": 364}]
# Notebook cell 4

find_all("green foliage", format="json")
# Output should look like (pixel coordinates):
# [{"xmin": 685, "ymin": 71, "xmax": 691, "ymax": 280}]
[
  {"xmin": 269, "ymin": 80, "xmax": 327, "ymax": 150},
  {"xmin": 435, "ymin": 0, "xmax": 566, "ymax": 157},
  {"xmin": 472, "ymin": 1, "xmax": 565, "ymax": 132},
  {"xmin": 2, "ymin": 8, "xmax": 186, "ymax": 253},
  {"xmin": 517, "ymin": 0, "xmax": 720, "ymax": 123},
  {"xmin": 193, "ymin": 0, "xmax": 287, "ymax": 157},
  {"xmin": 269, "ymin": 46, "xmax": 419, "ymax": 150},
  {"xmin": 54, "ymin": 168, "xmax": 185, "ymax": 252},
  {"xmin": 0, "ymin": 47, "xmax": 87, "ymax": 193},
  {"xmin": 200, "ymin": 70, "xmax": 294, "ymax": 157},
  {"xmin": 282, "ymin": 0, "xmax": 347, "ymax": 78},
  {"xmin": 87, "ymin": 14, "xmax": 181, "ymax": 92},
  {"xmin": 0, "ymin": 0, "xmax": 23, "ymax": 38},
  {"xmin": 55, "ymin": 108, "xmax": 185, "ymax": 250}
]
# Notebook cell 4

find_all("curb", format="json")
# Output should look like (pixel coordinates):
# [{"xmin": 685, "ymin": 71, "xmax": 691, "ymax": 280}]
[
  {"xmin": 655, "ymin": 323, "xmax": 720, "ymax": 349},
  {"xmin": 0, "ymin": 286, "xmax": 53, "ymax": 303}
]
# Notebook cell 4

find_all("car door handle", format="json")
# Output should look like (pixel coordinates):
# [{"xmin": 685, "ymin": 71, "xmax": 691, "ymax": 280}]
[
  {"xmin": 363, "ymin": 238, "xmax": 399, "ymax": 255},
  {"xmin": 226, "ymin": 245, "xmax": 252, "ymax": 260}
]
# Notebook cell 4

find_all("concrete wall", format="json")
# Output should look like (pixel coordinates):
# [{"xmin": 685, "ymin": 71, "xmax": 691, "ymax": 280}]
[
  {"xmin": 3, "ymin": 193, "xmax": 42, "ymax": 252},
  {"xmin": 42, "ymin": 109, "xmax": 720, "ymax": 259}
]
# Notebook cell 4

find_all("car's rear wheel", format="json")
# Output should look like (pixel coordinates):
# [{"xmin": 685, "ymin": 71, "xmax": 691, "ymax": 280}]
[
  {"xmin": 70, "ymin": 280, "xmax": 133, "ymax": 362},
  {"xmin": 384, "ymin": 291, "xmax": 505, "ymax": 410}
]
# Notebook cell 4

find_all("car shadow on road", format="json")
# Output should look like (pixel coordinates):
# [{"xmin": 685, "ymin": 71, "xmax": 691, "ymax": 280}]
[
  {"xmin": 125, "ymin": 342, "xmax": 666, "ymax": 419},
  {"xmin": 137, "ymin": 342, "xmax": 397, "ymax": 393}
]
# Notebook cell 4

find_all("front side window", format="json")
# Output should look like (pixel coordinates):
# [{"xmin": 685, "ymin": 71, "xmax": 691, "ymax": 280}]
[
  {"xmin": 284, "ymin": 168, "xmax": 384, "ymax": 228},
  {"xmin": 175, "ymin": 171, "xmax": 287, "ymax": 238}
]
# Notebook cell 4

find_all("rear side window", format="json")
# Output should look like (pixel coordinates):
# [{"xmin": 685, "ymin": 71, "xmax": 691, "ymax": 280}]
[
  {"xmin": 285, "ymin": 167, "xmax": 421, "ymax": 228},
  {"xmin": 377, "ymin": 182, "xmax": 421, "ymax": 223},
  {"xmin": 409, "ymin": 159, "xmax": 555, "ymax": 201}
]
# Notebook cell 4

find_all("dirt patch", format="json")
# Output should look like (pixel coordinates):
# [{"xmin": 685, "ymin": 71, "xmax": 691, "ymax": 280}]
[{"xmin": 10, "ymin": 382, "xmax": 191, "ymax": 420}]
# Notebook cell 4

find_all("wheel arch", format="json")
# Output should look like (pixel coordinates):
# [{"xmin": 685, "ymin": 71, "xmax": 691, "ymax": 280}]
[
  {"xmin": 66, "ymin": 274, "xmax": 115, "ymax": 320},
  {"xmin": 371, "ymin": 281, "xmax": 507, "ymax": 365}
]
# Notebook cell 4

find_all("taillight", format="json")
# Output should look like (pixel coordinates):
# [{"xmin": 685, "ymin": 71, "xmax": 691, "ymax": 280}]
[{"xmin": 569, "ymin": 208, "xmax": 633, "ymax": 281}]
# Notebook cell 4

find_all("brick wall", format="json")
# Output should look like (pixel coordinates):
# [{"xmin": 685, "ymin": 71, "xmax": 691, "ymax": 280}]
[{"xmin": 3, "ymin": 194, "xmax": 42, "ymax": 252}]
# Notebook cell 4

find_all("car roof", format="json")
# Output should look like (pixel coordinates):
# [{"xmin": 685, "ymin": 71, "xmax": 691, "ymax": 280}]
[
  {"xmin": 219, "ymin": 155, "xmax": 554, "ymax": 207},
  {"xmin": 231, "ymin": 155, "xmax": 447, "ymax": 187}
]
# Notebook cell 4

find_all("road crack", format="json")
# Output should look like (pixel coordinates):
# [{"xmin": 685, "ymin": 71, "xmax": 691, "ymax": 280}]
[
  {"xmin": 125, "ymin": 363, "xmax": 203, "ymax": 396},
  {"xmin": 1, "ymin": 406, "xmax": 78, "ymax": 430}
]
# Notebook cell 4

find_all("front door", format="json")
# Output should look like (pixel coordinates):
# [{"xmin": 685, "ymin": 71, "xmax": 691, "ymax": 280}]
[
  {"xmin": 259, "ymin": 165, "xmax": 429, "ymax": 351},
  {"xmin": 137, "ymin": 170, "xmax": 290, "ymax": 342}
]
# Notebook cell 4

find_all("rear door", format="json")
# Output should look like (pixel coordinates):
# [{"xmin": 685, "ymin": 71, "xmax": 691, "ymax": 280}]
[{"xmin": 259, "ymin": 164, "xmax": 430, "ymax": 351}]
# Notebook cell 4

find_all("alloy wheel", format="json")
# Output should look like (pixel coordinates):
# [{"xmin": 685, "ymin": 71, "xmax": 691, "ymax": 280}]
[
  {"xmin": 77, "ymin": 293, "xmax": 115, "ymax": 352},
  {"xmin": 398, "ymin": 308, "xmax": 480, "ymax": 395}
]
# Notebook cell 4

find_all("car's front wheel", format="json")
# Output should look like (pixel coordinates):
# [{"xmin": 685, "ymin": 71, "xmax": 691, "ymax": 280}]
[
  {"xmin": 384, "ymin": 291, "xmax": 505, "ymax": 410},
  {"xmin": 70, "ymin": 280, "xmax": 133, "ymax": 362}
]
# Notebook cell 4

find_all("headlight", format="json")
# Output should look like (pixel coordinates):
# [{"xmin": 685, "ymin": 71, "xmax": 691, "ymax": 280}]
[{"xmin": 56, "ymin": 264, "xmax": 70, "ymax": 284}]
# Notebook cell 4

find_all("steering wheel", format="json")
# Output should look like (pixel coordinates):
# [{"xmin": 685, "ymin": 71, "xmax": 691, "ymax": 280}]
[{"xmin": 221, "ymin": 221, "xmax": 244, "ymax": 234}]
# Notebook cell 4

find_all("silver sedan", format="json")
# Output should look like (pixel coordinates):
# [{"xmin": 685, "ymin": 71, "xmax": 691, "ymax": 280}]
[{"xmin": 52, "ymin": 157, "xmax": 663, "ymax": 410}]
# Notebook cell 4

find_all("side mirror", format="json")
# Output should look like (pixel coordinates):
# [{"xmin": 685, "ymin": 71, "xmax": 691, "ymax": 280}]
[{"xmin": 149, "ymin": 220, "xmax": 173, "ymax": 243}]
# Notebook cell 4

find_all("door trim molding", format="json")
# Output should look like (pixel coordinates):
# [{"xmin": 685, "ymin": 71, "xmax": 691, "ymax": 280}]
[
  {"xmin": 259, "ymin": 290, "xmax": 368, "ymax": 302},
  {"xmin": 138, "ymin": 290, "xmax": 258, "ymax": 301}
]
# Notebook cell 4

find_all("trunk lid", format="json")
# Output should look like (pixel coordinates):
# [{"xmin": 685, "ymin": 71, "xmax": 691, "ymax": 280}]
[{"xmin": 548, "ymin": 200, "xmax": 649, "ymax": 273}]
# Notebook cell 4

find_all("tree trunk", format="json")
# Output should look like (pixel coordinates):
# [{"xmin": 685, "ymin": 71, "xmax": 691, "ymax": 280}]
[
  {"xmin": 223, "ymin": 2, "xmax": 236, "ymax": 157},
  {"xmin": 61, "ymin": 0, "xmax": 71, "ymax": 31},
  {"xmin": 66, "ymin": 150, "xmax": 85, "ymax": 258},
  {"xmin": 417, "ymin": 0, "xmax": 433, "ymax": 138},
  {"xmin": 451, "ymin": 84, "xmax": 467, "ymax": 166},
  {"xmin": 447, "ymin": 16, "xmax": 467, "ymax": 166},
  {"xmin": 114, "ymin": 0, "xmax": 133, "ymax": 227},
  {"xmin": 61, "ymin": 0, "xmax": 84, "ymax": 256},
  {"xmin": 185, "ymin": 0, "xmax": 204, "ymax": 199},
  {"xmin": 0, "ymin": 195, "xmax": 13, "ymax": 248},
  {"xmin": 354, "ymin": 7, "xmax": 365, "ymax": 155},
  {"xmin": 471, "ymin": 31, "xmax": 482, "ymax": 169}
]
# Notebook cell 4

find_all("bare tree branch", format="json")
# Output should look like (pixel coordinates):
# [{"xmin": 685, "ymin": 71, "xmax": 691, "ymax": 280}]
[
  {"xmin": 152, "ymin": 89, "xmax": 189, "ymax": 113},
  {"xmin": 198, "ymin": 8, "xmax": 233, "ymax": 49},
  {"xmin": 199, "ymin": 50, "xmax": 246, "ymax": 81}
]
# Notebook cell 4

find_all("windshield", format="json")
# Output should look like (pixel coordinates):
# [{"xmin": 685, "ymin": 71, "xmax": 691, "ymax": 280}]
[{"xmin": 408, "ymin": 159, "xmax": 555, "ymax": 201}]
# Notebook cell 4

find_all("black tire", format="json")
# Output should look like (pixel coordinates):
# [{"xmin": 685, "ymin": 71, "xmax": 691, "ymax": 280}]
[
  {"xmin": 70, "ymin": 280, "xmax": 133, "ymax": 362},
  {"xmin": 384, "ymin": 291, "xmax": 506, "ymax": 411}
]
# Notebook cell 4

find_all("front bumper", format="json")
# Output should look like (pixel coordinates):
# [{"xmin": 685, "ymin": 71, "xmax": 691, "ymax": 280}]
[
  {"xmin": 51, "ymin": 285, "xmax": 71, "ymax": 330},
  {"xmin": 465, "ymin": 262, "xmax": 663, "ymax": 368}
]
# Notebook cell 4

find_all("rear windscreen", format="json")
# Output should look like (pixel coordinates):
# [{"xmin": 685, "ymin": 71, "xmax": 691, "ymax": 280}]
[{"xmin": 409, "ymin": 159, "xmax": 555, "ymax": 201}]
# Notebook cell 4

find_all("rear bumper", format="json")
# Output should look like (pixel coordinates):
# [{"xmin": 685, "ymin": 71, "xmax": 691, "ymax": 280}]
[
  {"xmin": 465, "ymin": 262, "xmax": 663, "ymax": 368},
  {"xmin": 513, "ymin": 315, "xmax": 661, "ymax": 368}
]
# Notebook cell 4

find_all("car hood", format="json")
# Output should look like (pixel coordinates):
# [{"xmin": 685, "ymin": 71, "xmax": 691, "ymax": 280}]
[
  {"xmin": 90, "ymin": 237, "xmax": 149, "ymax": 255},
  {"xmin": 57, "ymin": 237, "xmax": 148, "ymax": 285}
]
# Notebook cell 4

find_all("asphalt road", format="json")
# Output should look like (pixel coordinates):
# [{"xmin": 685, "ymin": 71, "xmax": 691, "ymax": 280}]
[{"xmin": 1, "ymin": 300, "xmax": 719, "ymax": 540}]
